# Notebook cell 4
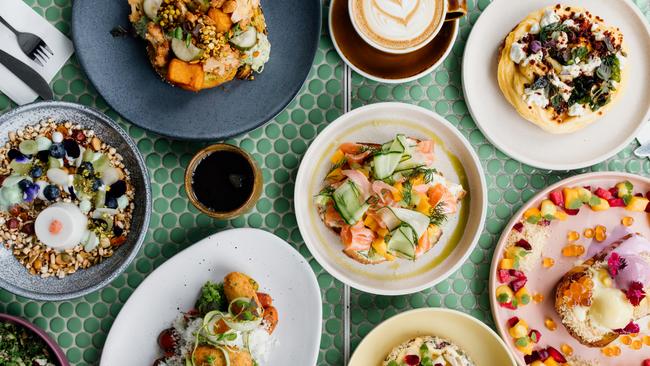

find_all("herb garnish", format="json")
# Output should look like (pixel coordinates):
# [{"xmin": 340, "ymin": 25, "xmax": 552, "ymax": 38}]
[{"xmin": 429, "ymin": 202, "xmax": 447, "ymax": 227}]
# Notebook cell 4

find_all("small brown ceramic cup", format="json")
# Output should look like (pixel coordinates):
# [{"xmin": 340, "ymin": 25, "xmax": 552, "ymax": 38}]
[{"xmin": 185, "ymin": 144, "xmax": 263, "ymax": 220}]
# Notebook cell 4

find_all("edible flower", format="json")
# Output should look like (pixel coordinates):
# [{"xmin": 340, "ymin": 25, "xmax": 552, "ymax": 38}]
[
  {"xmin": 614, "ymin": 321, "xmax": 640, "ymax": 334},
  {"xmin": 624, "ymin": 281, "xmax": 645, "ymax": 306},
  {"xmin": 607, "ymin": 252, "xmax": 627, "ymax": 277}
]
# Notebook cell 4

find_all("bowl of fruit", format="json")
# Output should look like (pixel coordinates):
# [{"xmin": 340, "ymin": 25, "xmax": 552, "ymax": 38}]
[{"xmin": 0, "ymin": 101, "xmax": 150, "ymax": 300}]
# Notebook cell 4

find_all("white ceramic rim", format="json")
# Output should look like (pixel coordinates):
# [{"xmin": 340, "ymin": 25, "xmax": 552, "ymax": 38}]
[
  {"xmin": 348, "ymin": 307, "xmax": 517, "ymax": 365},
  {"xmin": 346, "ymin": 0, "xmax": 448, "ymax": 55},
  {"xmin": 462, "ymin": 0, "xmax": 650, "ymax": 171},
  {"xmin": 488, "ymin": 172, "xmax": 650, "ymax": 366},
  {"xmin": 100, "ymin": 228, "xmax": 322, "ymax": 366},
  {"xmin": 329, "ymin": 1, "xmax": 459, "ymax": 84},
  {"xmin": 295, "ymin": 102, "xmax": 487, "ymax": 295}
]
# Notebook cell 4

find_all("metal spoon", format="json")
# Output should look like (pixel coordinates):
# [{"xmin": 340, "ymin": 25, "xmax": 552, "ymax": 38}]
[{"xmin": 634, "ymin": 143, "xmax": 650, "ymax": 158}]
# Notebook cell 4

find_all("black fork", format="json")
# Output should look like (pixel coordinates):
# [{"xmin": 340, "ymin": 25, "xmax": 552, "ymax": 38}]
[{"xmin": 0, "ymin": 15, "xmax": 53, "ymax": 66}]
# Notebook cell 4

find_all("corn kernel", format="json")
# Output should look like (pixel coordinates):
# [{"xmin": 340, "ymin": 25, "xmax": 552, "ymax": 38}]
[
  {"xmin": 620, "ymin": 335, "xmax": 632, "ymax": 345},
  {"xmin": 595, "ymin": 225, "xmax": 607, "ymax": 242},
  {"xmin": 544, "ymin": 317, "xmax": 557, "ymax": 331},
  {"xmin": 562, "ymin": 244, "xmax": 585, "ymax": 257},
  {"xmin": 583, "ymin": 228, "xmax": 594, "ymax": 238},
  {"xmin": 567, "ymin": 230, "xmax": 580, "ymax": 241},
  {"xmin": 560, "ymin": 343, "xmax": 573, "ymax": 356},
  {"xmin": 533, "ymin": 293, "xmax": 544, "ymax": 303},
  {"xmin": 621, "ymin": 216, "xmax": 634, "ymax": 226},
  {"xmin": 542, "ymin": 257, "xmax": 555, "ymax": 268},
  {"xmin": 631, "ymin": 340, "xmax": 642, "ymax": 350}
]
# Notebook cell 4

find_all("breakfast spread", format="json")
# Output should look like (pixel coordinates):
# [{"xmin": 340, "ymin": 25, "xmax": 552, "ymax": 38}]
[
  {"xmin": 349, "ymin": 0, "xmax": 445, "ymax": 53},
  {"xmin": 153, "ymin": 272, "xmax": 278, "ymax": 366},
  {"xmin": 493, "ymin": 178, "xmax": 650, "ymax": 365},
  {"xmin": 127, "ymin": 0, "xmax": 271, "ymax": 91},
  {"xmin": 0, "ymin": 120, "xmax": 134, "ymax": 279},
  {"xmin": 314, "ymin": 134, "xmax": 465, "ymax": 264},
  {"xmin": 383, "ymin": 336, "xmax": 475, "ymax": 366},
  {"xmin": 0, "ymin": 320, "xmax": 56, "ymax": 366},
  {"xmin": 497, "ymin": 5, "xmax": 627, "ymax": 134}
]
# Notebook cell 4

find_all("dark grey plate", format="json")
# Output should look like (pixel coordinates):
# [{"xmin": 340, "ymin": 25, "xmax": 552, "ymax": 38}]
[
  {"xmin": 71, "ymin": 0, "xmax": 322, "ymax": 141},
  {"xmin": 0, "ymin": 101, "xmax": 151, "ymax": 301}
]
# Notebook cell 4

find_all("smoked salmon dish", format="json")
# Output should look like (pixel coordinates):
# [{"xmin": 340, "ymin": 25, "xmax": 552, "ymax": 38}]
[{"xmin": 314, "ymin": 135, "xmax": 466, "ymax": 264}]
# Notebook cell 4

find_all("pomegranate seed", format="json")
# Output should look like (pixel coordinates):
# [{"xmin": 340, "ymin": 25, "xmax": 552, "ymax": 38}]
[
  {"xmin": 546, "ymin": 346, "xmax": 567, "ymax": 363},
  {"xmin": 512, "ymin": 222, "xmax": 524, "ymax": 232},
  {"xmin": 507, "ymin": 316, "xmax": 519, "ymax": 328},
  {"xmin": 609, "ymin": 187, "xmax": 618, "ymax": 197},
  {"xmin": 524, "ymin": 350, "xmax": 540, "ymax": 364},
  {"xmin": 73, "ymin": 130, "xmax": 87, "ymax": 142},
  {"xmin": 508, "ymin": 269, "xmax": 526, "ymax": 279},
  {"xmin": 564, "ymin": 208, "xmax": 579, "ymax": 215},
  {"xmin": 404, "ymin": 354, "xmax": 420, "ymax": 365},
  {"xmin": 642, "ymin": 359, "xmax": 650, "ymax": 366},
  {"xmin": 510, "ymin": 278, "xmax": 527, "ymax": 292},
  {"xmin": 515, "ymin": 239, "xmax": 532, "ymax": 250},
  {"xmin": 537, "ymin": 348, "xmax": 549, "ymax": 361},
  {"xmin": 497, "ymin": 270, "xmax": 511, "ymax": 283}
]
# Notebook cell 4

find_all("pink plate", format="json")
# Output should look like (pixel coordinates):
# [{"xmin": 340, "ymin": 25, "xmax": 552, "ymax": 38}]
[{"xmin": 489, "ymin": 172, "xmax": 650, "ymax": 366}]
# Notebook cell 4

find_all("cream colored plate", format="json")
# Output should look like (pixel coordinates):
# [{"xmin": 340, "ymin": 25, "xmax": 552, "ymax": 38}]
[
  {"xmin": 349, "ymin": 308, "xmax": 517, "ymax": 366},
  {"xmin": 463, "ymin": 0, "xmax": 650, "ymax": 170},
  {"xmin": 294, "ymin": 103, "xmax": 487, "ymax": 295}
]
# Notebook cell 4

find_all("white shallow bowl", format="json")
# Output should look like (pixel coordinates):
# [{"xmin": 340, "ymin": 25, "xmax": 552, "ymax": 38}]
[
  {"xmin": 463, "ymin": 0, "xmax": 650, "ymax": 170},
  {"xmin": 349, "ymin": 308, "xmax": 517, "ymax": 366},
  {"xmin": 100, "ymin": 228, "xmax": 321, "ymax": 366},
  {"xmin": 295, "ymin": 103, "xmax": 486, "ymax": 295}
]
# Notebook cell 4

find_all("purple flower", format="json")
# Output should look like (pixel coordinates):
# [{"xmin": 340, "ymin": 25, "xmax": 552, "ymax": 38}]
[
  {"xmin": 22, "ymin": 183, "xmax": 39, "ymax": 202},
  {"xmin": 529, "ymin": 40, "xmax": 542, "ymax": 53}
]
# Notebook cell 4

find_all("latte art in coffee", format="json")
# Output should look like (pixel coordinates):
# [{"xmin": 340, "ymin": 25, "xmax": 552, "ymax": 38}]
[{"xmin": 352, "ymin": 0, "xmax": 445, "ymax": 51}]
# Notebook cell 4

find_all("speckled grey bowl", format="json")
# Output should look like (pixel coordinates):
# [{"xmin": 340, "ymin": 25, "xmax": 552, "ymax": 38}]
[{"xmin": 0, "ymin": 101, "xmax": 151, "ymax": 301}]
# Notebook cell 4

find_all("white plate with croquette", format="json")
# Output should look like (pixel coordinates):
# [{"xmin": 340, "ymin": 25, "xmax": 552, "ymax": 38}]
[{"xmin": 100, "ymin": 228, "xmax": 322, "ymax": 366}]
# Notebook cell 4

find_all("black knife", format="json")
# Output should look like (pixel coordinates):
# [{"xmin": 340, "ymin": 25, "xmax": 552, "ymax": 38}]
[{"xmin": 0, "ymin": 49, "xmax": 53, "ymax": 100}]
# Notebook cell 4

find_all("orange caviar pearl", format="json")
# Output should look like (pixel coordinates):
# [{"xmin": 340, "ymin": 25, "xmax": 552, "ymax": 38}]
[
  {"xmin": 542, "ymin": 257, "xmax": 555, "ymax": 268},
  {"xmin": 562, "ymin": 244, "xmax": 585, "ymax": 257},
  {"xmin": 631, "ymin": 340, "xmax": 643, "ymax": 350},
  {"xmin": 620, "ymin": 335, "xmax": 632, "ymax": 345},
  {"xmin": 643, "ymin": 335, "xmax": 650, "ymax": 346},
  {"xmin": 583, "ymin": 228, "xmax": 594, "ymax": 238},
  {"xmin": 621, "ymin": 216, "xmax": 634, "ymax": 226},
  {"xmin": 567, "ymin": 230, "xmax": 580, "ymax": 242},
  {"xmin": 612, "ymin": 346, "xmax": 621, "ymax": 356},
  {"xmin": 545, "ymin": 317, "xmax": 557, "ymax": 331},
  {"xmin": 533, "ymin": 293, "xmax": 544, "ymax": 303},
  {"xmin": 561, "ymin": 343, "xmax": 573, "ymax": 356},
  {"xmin": 595, "ymin": 225, "xmax": 607, "ymax": 242}
]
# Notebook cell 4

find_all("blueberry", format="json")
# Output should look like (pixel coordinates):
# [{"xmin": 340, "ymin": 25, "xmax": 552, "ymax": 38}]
[
  {"xmin": 63, "ymin": 139, "xmax": 80, "ymax": 158},
  {"xmin": 7, "ymin": 149, "xmax": 21, "ymax": 160},
  {"xmin": 91, "ymin": 178, "xmax": 103, "ymax": 192},
  {"xmin": 43, "ymin": 185, "xmax": 61, "ymax": 201},
  {"xmin": 36, "ymin": 150, "xmax": 50, "ymax": 163},
  {"xmin": 30, "ymin": 166, "xmax": 43, "ymax": 178},
  {"xmin": 78, "ymin": 162, "xmax": 94, "ymax": 177},
  {"xmin": 18, "ymin": 179, "xmax": 32, "ymax": 191},
  {"xmin": 108, "ymin": 180, "xmax": 126, "ymax": 198},
  {"xmin": 105, "ymin": 196, "xmax": 118, "ymax": 209},
  {"xmin": 49, "ymin": 143, "xmax": 66, "ymax": 158},
  {"xmin": 113, "ymin": 226, "xmax": 124, "ymax": 236}
]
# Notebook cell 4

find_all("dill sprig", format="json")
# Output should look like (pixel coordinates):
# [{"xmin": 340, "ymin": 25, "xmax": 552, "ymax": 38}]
[
  {"xmin": 429, "ymin": 202, "xmax": 447, "ymax": 226},
  {"xmin": 401, "ymin": 181, "xmax": 413, "ymax": 206}
]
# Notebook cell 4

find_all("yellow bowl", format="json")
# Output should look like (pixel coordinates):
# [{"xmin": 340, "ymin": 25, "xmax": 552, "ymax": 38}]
[{"xmin": 349, "ymin": 308, "xmax": 516, "ymax": 366}]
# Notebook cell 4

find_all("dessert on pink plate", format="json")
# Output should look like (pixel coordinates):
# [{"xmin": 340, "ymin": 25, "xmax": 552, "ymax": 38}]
[{"xmin": 492, "ymin": 177, "xmax": 650, "ymax": 366}]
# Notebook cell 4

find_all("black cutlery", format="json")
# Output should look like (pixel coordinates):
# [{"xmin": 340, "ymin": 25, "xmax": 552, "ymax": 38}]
[
  {"xmin": 0, "ymin": 15, "xmax": 53, "ymax": 66},
  {"xmin": 0, "ymin": 49, "xmax": 53, "ymax": 100}
]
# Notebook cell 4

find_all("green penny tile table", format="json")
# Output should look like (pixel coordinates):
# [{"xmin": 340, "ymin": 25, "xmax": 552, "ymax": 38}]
[{"xmin": 0, "ymin": 1, "xmax": 649, "ymax": 366}]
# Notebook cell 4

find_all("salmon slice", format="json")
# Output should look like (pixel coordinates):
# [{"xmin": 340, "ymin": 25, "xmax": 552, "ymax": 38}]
[
  {"xmin": 340, "ymin": 222, "xmax": 374, "ymax": 251},
  {"xmin": 324, "ymin": 203, "xmax": 346, "ymax": 228}
]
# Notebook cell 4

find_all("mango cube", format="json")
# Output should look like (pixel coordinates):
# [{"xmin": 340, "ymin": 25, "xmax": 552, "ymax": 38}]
[
  {"xmin": 499, "ymin": 258, "xmax": 515, "ymax": 270},
  {"xmin": 540, "ymin": 199, "xmax": 557, "ymax": 219},
  {"xmin": 626, "ymin": 196, "xmax": 649, "ymax": 212},
  {"xmin": 523, "ymin": 207, "xmax": 541, "ymax": 224},
  {"xmin": 563, "ymin": 188, "xmax": 582, "ymax": 210},
  {"xmin": 590, "ymin": 196, "xmax": 610, "ymax": 211}
]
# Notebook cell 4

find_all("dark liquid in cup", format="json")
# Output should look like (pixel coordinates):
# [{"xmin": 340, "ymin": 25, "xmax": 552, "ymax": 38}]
[{"xmin": 191, "ymin": 150, "xmax": 254, "ymax": 212}]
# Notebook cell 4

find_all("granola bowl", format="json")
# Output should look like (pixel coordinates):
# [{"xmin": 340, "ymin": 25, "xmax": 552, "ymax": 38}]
[{"xmin": 0, "ymin": 101, "xmax": 151, "ymax": 301}]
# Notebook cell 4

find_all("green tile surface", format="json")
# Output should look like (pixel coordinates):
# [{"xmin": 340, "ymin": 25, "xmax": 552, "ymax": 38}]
[{"xmin": 0, "ymin": 0, "xmax": 648, "ymax": 365}]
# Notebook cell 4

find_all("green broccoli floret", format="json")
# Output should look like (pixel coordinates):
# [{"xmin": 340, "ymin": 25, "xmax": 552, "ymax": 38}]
[{"xmin": 195, "ymin": 281, "xmax": 227, "ymax": 316}]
